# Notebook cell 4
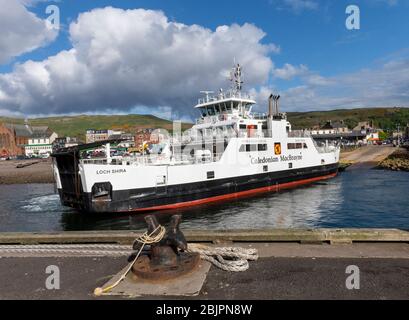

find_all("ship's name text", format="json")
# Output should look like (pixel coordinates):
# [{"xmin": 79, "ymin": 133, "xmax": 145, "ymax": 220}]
[{"xmin": 96, "ymin": 169, "xmax": 127, "ymax": 175}]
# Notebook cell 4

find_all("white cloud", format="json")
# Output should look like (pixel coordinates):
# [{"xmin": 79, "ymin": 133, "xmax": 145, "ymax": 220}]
[
  {"xmin": 272, "ymin": 63, "xmax": 333, "ymax": 86},
  {"xmin": 0, "ymin": 7, "xmax": 277, "ymax": 117},
  {"xmin": 0, "ymin": 0, "xmax": 57, "ymax": 64},
  {"xmin": 272, "ymin": 63, "xmax": 308, "ymax": 80},
  {"xmin": 254, "ymin": 58, "xmax": 409, "ymax": 112}
]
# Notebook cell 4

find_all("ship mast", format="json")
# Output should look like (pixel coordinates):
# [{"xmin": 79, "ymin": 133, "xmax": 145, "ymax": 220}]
[{"xmin": 230, "ymin": 63, "xmax": 243, "ymax": 97}]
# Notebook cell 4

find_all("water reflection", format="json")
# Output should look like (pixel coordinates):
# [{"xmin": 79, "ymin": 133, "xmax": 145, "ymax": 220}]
[
  {"xmin": 1, "ymin": 168, "xmax": 408, "ymax": 232},
  {"xmin": 59, "ymin": 177, "xmax": 343, "ymax": 231}
]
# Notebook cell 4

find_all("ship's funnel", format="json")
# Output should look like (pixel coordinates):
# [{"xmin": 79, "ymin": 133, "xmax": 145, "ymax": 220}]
[
  {"xmin": 268, "ymin": 94, "xmax": 274, "ymax": 118},
  {"xmin": 275, "ymin": 95, "xmax": 280, "ymax": 115},
  {"xmin": 267, "ymin": 94, "xmax": 273, "ymax": 138}
]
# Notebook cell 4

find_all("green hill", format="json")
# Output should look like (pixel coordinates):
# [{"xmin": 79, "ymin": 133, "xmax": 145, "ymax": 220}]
[
  {"xmin": 287, "ymin": 107, "xmax": 409, "ymax": 130},
  {"xmin": 1, "ymin": 107, "xmax": 408, "ymax": 140},
  {"xmin": 0, "ymin": 114, "xmax": 192, "ymax": 141}
]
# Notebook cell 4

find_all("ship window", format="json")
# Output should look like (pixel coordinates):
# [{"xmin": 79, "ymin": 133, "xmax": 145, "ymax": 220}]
[
  {"xmin": 240, "ymin": 144, "xmax": 260, "ymax": 152},
  {"xmin": 199, "ymin": 108, "xmax": 207, "ymax": 117},
  {"xmin": 214, "ymin": 104, "xmax": 221, "ymax": 113},
  {"xmin": 258, "ymin": 144, "xmax": 267, "ymax": 151},
  {"xmin": 207, "ymin": 171, "xmax": 215, "ymax": 179},
  {"xmin": 239, "ymin": 124, "xmax": 246, "ymax": 129},
  {"xmin": 289, "ymin": 163, "xmax": 293, "ymax": 169},
  {"xmin": 263, "ymin": 165, "xmax": 268, "ymax": 172},
  {"xmin": 207, "ymin": 107, "xmax": 215, "ymax": 116},
  {"xmin": 288, "ymin": 143, "xmax": 303, "ymax": 150},
  {"xmin": 303, "ymin": 143, "xmax": 308, "ymax": 149}
]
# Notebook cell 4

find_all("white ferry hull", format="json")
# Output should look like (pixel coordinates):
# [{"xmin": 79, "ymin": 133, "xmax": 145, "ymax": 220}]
[
  {"xmin": 53, "ymin": 138, "xmax": 340, "ymax": 213},
  {"xmin": 59, "ymin": 163, "xmax": 338, "ymax": 213}
]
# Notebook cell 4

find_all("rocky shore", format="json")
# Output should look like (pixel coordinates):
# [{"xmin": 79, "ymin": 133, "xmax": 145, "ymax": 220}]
[
  {"xmin": 378, "ymin": 148, "xmax": 409, "ymax": 172},
  {"xmin": 0, "ymin": 159, "xmax": 54, "ymax": 184}
]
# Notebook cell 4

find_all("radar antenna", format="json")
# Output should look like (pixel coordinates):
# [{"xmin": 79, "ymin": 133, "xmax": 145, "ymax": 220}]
[{"xmin": 200, "ymin": 90, "xmax": 214, "ymax": 103}]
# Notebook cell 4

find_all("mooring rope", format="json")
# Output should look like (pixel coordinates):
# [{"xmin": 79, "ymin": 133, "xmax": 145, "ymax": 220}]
[
  {"xmin": 0, "ymin": 244, "xmax": 129, "ymax": 250},
  {"xmin": 0, "ymin": 244, "xmax": 132, "ymax": 257},
  {"xmin": 94, "ymin": 225, "xmax": 166, "ymax": 296},
  {"xmin": 187, "ymin": 244, "xmax": 258, "ymax": 272}
]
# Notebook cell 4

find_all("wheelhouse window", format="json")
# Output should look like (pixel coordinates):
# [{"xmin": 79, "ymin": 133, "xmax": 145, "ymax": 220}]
[
  {"xmin": 198, "ymin": 107, "xmax": 207, "ymax": 117},
  {"xmin": 207, "ymin": 106, "xmax": 216, "ymax": 116}
]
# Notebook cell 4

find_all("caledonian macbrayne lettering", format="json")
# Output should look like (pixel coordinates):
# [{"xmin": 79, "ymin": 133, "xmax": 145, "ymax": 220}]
[
  {"xmin": 280, "ymin": 154, "xmax": 303, "ymax": 161},
  {"xmin": 251, "ymin": 154, "xmax": 302, "ymax": 164}
]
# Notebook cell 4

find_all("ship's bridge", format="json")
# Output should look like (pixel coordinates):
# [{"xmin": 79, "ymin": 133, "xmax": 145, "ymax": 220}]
[{"xmin": 194, "ymin": 90, "xmax": 257, "ymax": 125}]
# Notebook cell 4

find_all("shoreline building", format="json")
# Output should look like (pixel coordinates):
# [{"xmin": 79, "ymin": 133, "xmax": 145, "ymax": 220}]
[
  {"xmin": 353, "ymin": 121, "xmax": 380, "ymax": 144},
  {"xmin": 1, "ymin": 122, "xmax": 57, "ymax": 157},
  {"xmin": 310, "ymin": 120, "xmax": 365, "ymax": 145},
  {"xmin": 0, "ymin": 123, "xmax": 20, "ymax": 157},
  {"xmin": 310, "ymin": 120, "xmax": 350, "ymax": 135},
  {"xmin": 24, "ymin": 127, "xmax": 58, "ymax": 157},
  {"xmin": 85, "ymin": 129, "xmax": 124, "ymax": 144}
]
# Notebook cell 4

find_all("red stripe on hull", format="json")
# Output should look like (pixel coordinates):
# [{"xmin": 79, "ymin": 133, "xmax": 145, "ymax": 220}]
[{"xmin": 121, "ymin": 172, "xmax": 338, "ymax": 213}]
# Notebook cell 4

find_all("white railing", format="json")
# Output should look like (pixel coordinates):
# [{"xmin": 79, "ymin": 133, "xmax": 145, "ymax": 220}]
[
  {"xmin": 288, "ymin": 130, "xmax": 311, "ymax": 138},
  {"xmin": 80, "ymin": 151, "xmax": 226, "ymax": 166},
  {"xmin": 313, "ymin": 140, "xmax": 339, "ymax": 154},
  {"xmin": 197, "ymin": 91, "xmax": 253, "ymax": 105},
  {"xmin": 251, "ymin": 113, "xmax": 268, "ymax": 120}
]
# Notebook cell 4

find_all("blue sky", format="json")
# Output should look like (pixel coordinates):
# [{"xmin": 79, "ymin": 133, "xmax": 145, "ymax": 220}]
[{"xmin": 0, "ymin": 0, "xmax": 408, "ymax": 119}]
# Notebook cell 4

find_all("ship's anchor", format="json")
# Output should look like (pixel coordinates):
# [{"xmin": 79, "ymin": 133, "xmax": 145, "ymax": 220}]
[{"xmin": 131, "ymin": 215, "xmax": 201, "ymax": 280}]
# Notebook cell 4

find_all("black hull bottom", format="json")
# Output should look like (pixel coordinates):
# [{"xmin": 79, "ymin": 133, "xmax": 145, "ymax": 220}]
[{"xmin": 59, "ymin": 163, "xmax": 339, "ymax": 213}]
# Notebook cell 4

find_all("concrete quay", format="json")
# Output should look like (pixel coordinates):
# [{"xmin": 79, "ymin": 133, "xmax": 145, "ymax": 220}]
[{"xmin": 0, "ymin": 228, "xmax": 408, "ymax": 300}]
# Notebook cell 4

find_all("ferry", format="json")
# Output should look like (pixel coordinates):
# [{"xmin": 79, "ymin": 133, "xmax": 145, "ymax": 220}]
[{"xmin": 52, "ymin": 64, "xmax": 340, "ymax": 213}]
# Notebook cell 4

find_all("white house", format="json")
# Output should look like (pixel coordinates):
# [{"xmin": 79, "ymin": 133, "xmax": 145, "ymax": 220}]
[{"xmin": 24, "ymin": 128, "xmax": 58, "ymax": 157}]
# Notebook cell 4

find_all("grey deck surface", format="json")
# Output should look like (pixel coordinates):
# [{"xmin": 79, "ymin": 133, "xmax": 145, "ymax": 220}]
[{"xmin": 1, "ymin": 243, "xmax": 409, "ymax": 300}]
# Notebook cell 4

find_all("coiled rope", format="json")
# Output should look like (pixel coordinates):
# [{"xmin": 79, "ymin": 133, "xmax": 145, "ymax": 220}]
[
  {"xmin": 188, "ymin": 243, "xmax": 258, "ymax": 272},
  {"xmin": 94, "ymin": 225, "xmax": 166, "ymax": 296}
]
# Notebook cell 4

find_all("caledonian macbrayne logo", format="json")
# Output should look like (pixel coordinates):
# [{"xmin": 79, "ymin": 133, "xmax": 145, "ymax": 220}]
[{"xmin": 274, "ymin": 143, "xmax": 281, "ymax": 155}]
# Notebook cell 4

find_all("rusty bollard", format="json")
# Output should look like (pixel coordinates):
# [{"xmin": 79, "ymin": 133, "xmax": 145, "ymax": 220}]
[{"xmin": 131, "ymin": 214, "xmax": 200, "ymax": 281}]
